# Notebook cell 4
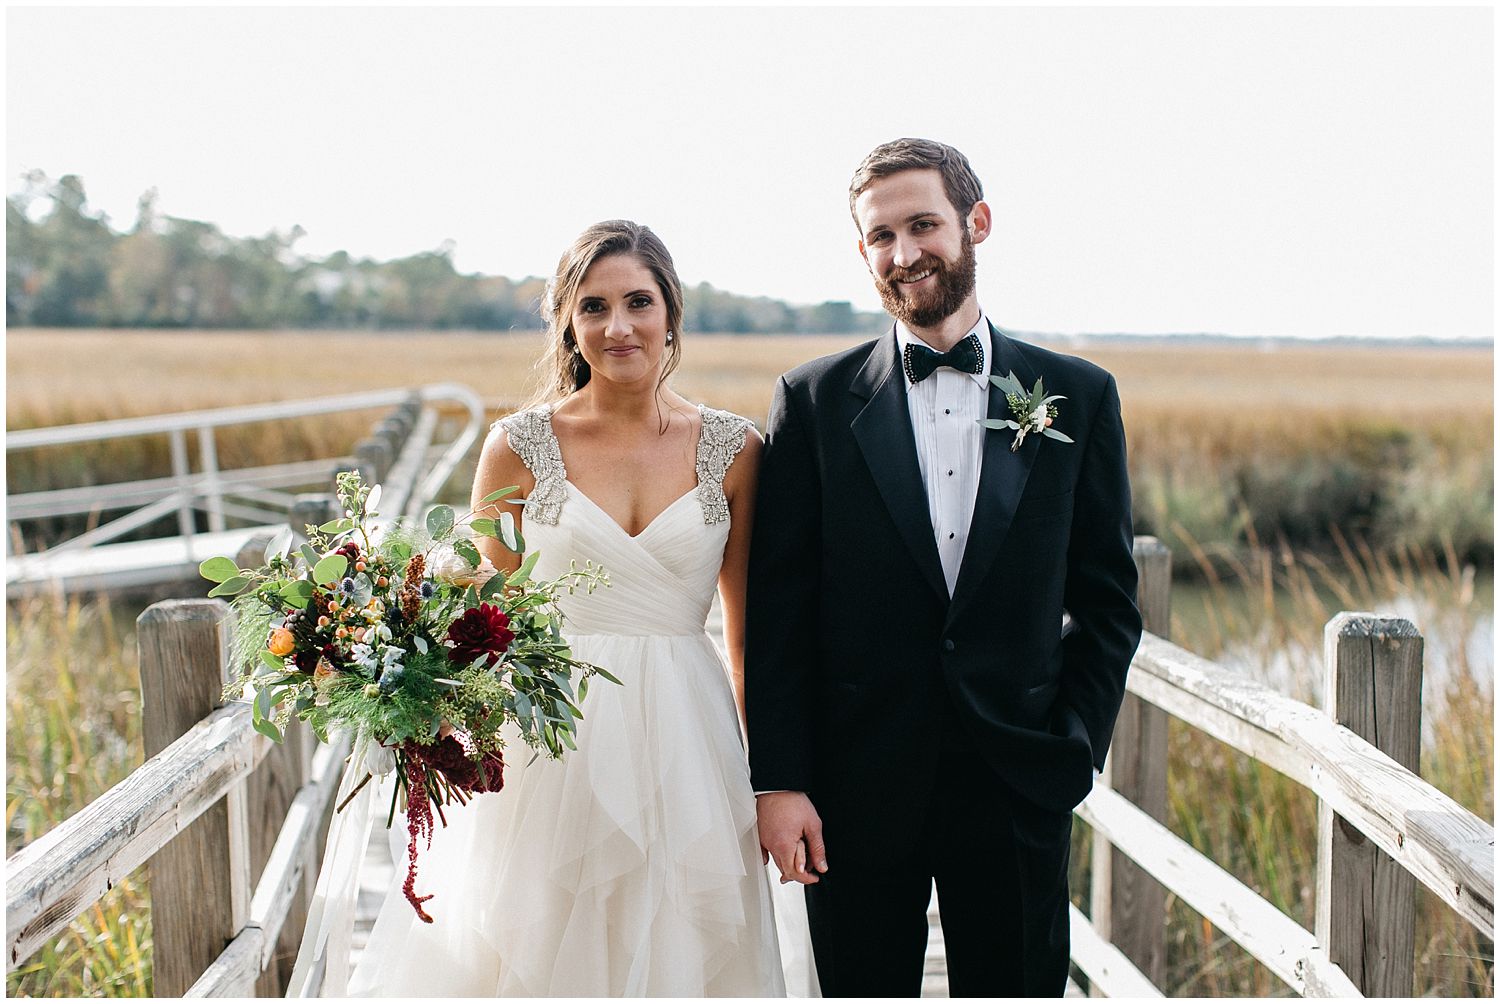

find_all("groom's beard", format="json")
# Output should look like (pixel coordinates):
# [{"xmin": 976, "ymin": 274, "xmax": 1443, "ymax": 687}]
[{"xmin": 872, "ymin": 228, "xmax": 977, "ymax": 329}]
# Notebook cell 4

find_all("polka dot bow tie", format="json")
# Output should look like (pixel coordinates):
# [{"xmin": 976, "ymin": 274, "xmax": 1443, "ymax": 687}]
[{"xmin": 902, "ymin": 332, "xmax": 985, "ymax": 383}]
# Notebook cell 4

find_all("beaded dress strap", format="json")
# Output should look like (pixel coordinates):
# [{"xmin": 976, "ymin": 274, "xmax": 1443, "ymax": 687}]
[
  {"xmin": 494, "ymin": 408, "xmax": 567, "ymax": 526},
  {"xmin": 695, "ymin": 406, "xmax": 752, "ymax": 525}
]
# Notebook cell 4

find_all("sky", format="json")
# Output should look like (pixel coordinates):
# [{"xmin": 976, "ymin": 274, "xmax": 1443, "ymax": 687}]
[{"xmin": 6, "ymin": 5, "xmax": 1494, "ymax": 340}]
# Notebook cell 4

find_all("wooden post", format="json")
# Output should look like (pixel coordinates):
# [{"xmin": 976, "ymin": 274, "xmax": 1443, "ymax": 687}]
[
  {"xmin": 1316, "ymin": 613, "xmax": 1423, "ymax": 996},
  {"xmin": 290, "ymin": 494, "xmax": 337, "ymax": 538},
  {"xmin": 1090, "ymin": 536, "xmax": 1170, "ymax": 990},
  {"xmin": 234, "ymin": 535, "xmax": 314, "ymax": 995},
  {"xmin": 139, "ymin": 599, "xmax": 253, "ymax": 996},
  {"xmin": 353, "ymin": 437, "xmax": 391, "ymax": 486}
]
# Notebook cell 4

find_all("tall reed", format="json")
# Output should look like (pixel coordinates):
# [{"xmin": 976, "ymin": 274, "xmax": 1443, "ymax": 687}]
[{"xmin": 6, "ymin": 594, "xmax": 152, "ymax": 997}]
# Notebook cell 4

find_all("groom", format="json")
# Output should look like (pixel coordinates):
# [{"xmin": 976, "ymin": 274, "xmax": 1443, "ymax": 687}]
[{"xmin": 746, "ymin": 138, "xmax": 1142, "ymax": 997}]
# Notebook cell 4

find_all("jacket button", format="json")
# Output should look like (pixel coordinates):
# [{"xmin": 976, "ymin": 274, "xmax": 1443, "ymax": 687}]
[{"xmin": 943, "ymin": 639, "xmax": 956, "ymax": 653}]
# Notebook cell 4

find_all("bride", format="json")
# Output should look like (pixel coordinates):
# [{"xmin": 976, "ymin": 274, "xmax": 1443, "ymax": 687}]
[{"xmin": 333, "ymin": 220, "xmax": 813, "ymax": 996}]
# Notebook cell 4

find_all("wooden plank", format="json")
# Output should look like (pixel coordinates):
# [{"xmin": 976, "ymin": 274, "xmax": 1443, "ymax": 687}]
[
  {"xmin": 1068, "ymin": 905, "xmax": 1162, "ymax": 997},
  {"xmin": 5, "ymin": 703, "xmax": 265, "ymax": 970},
  {"xmin": 248, "ymin": 738, "xmax": 348, "ymax": 968},
  {"xmin": 1128, "ymin": 633, "xmax": 1494, "ymax": 936},
  {"xmin": 185, "ymin": 927, "xmax": 262, "ymax": 998},
  {"xmin": 139, "ymin": 599, "xmax": 250, "ymax": 997},
  {"xmin": 1094, "ymin": 538, "xmax": 1170, "ymax": 988},
  {"xmin": 1077, "ymin": 784, "xmax": 1361, "ymax": 997},
  {"xmin": 232, "ymin": 532, "xmax": 312, "ymax": 997},
  {"xmin": 1316, "ymin": 614, "xmax": 1422, "ymax": 996}
]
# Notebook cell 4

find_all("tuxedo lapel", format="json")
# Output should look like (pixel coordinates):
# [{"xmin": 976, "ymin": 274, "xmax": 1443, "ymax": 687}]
[
  {"xmin": 850, "ymin": 329, "xmax": 948, "ymax": 603},
  {"xmin": 948, "ymin": 326, "xmax": 1041, "ymax": 621}
]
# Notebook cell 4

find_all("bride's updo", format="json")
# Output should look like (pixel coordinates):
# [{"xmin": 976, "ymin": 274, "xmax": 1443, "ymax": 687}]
[{"xmin": 536, "ymin": 220, "xmax": 686, "ymax": 401}]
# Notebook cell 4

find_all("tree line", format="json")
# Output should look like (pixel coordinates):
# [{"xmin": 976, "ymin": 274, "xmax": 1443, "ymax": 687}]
[{"xmin": 6, "ymin": 172, "xmax": 886, "ymax": 334}]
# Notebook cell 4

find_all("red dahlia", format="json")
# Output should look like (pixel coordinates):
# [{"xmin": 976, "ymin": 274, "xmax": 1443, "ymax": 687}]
[{"xmin": 445, "ymin": 603, "xmax": 515, "ymax": 667}]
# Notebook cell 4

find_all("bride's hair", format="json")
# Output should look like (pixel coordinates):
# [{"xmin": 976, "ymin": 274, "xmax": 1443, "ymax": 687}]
[{"xmin": 530, "ymin": 220, "xmax": 685, "ymax": 404}]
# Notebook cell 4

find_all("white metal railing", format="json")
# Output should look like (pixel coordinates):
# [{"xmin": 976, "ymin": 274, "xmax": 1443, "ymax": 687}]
[{"xmin": 6, "ymin": 384, "xmax": 485, "ymax": 592}]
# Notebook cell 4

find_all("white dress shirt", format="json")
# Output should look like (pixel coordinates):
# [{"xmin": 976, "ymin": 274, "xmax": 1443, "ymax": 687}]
[{"xmin": 895, "ymin": 312, "xmax": 991, "ymax": 596}]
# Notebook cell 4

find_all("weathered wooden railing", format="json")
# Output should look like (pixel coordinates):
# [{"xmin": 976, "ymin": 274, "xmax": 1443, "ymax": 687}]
[
  {"xmin": 8, "ymin": 530, "xmax": 1493, "ymax": 996},
  {"xmin": 5, "ymin": 395, "xmax": 450, "ymax": 996},
  {"xmin": 1072, "ymin": 538, "xmax": 1495, "ymax": 997}
]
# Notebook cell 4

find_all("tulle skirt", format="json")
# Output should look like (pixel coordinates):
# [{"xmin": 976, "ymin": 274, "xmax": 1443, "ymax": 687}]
[{"xmin": 347, "ymin": 631, "xmax": 801, "ymax": 997}]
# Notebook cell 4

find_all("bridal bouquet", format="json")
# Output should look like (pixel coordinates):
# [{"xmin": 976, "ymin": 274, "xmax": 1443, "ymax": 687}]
[{"xmin": 201, "ymin": 471, "xmax": 614, "ymax": 921}]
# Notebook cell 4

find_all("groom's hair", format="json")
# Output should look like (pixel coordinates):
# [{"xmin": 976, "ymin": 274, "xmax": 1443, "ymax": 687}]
[{"xmin": 848, "ymin": 138, "xmax": 984, "ymax": 228}]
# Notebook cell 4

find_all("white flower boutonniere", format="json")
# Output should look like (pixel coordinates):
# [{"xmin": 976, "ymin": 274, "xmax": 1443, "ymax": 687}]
[{"xmin": 979, "ymin": 371, "xmax": 1075, "ymax": 453}]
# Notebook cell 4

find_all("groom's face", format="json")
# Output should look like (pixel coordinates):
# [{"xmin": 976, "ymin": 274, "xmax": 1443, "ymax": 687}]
[{"xmin": 855, "ymin": 168, "xmax": 989, "ymax": 329}]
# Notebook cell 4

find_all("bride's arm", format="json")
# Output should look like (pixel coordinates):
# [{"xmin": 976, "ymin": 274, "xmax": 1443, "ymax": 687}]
[
  {"xmin": 469, "ymin": 424, "xmax": 531, "ymax": 576},
  {"xmin": 718, "ymin": 427, "xmax": 764, "ymax": 734}
]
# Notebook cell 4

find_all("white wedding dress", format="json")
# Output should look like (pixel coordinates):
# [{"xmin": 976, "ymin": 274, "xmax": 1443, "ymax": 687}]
[{"xmin": 325, "ymin": 404, "xmax": 811, "ymax": 997}]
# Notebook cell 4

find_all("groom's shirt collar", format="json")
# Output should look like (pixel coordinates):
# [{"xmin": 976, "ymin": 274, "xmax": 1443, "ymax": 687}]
[{"xmin": 895, "ymin": 311, "xmax": 992, "ymax": 389}]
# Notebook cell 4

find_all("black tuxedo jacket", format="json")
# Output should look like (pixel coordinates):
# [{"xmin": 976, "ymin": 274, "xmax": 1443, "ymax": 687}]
[{"xmin": 745, "ymin": 324, "xmax": 1142, "ymax": 863}]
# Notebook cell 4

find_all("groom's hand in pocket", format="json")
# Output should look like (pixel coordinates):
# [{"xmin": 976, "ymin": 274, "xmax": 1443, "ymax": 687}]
[{"xmin": 756, "ymin": 791, "xmax": 828, "ymax": 884}]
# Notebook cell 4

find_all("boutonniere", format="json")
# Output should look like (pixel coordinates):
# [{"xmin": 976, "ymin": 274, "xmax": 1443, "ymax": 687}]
[{"xmin": 979, "ymin": 371, "xmax": 1074, "ymax": 453}]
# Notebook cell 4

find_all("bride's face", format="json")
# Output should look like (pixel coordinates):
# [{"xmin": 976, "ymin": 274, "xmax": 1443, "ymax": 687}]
[{"xmin": 571, "ymin": 254, "xmax": 671, "ymax": 390}]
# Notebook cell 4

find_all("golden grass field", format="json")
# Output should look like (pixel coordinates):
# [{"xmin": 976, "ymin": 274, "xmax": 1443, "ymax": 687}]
[
  {"xmin": 5, "ymin": 328, "xmax": 1494, "ymax": 996},
  {"xmin": 6, "ymin": 327, "xmax": 1493, "ymax": 428}
]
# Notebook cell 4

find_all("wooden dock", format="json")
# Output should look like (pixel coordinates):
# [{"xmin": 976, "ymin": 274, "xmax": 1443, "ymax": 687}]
[{"xmin": 350, "ymin": 827, "xmax": 1078, "ymax": 997}]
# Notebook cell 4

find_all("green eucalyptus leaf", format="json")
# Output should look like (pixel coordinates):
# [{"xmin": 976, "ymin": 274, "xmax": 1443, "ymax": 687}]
[
  {"xmin": 990, "ymin": 371, "xmax": 1025, "ymax": 397},
  {"xmin": 264, "ymin": 527, "xmax": 295, "ymax": 564},
  {"xmin": 480, "ymin": 485, "xmax": 520, "ymax": 504},
  {"xmin": 593, "ymin": 665, "xmax": 622, "ymax": 686},
  {"xmin": 364, "ymin": 483, "xmax": 382, "ymax": 516},
  {"xmin": 299, "ymin": 543, "xmax": 319, "ymax": 566},
  {"xmin": 479, "ymin": 574, "xmax": 506, "ymax": 601},
  {"xmin": 453, "ymin": 538, "xmax": 481, "ymax": 567},
  {"xmin": 426, "ymin": 505, "xmax": 455, "ymax": 538},
  {"xmin": 507, "ymin": 550, "xmax": 540, "ymax": 586},
  {"xmin": 1041, "ymin": 427, "xmax": 1074, "ymax": 443},
  {"xmin": 208, "ymin": 575, "xmax": 250, "ymax": 597},
  {"xmin": 253, "ymin": 716, "xmax": 284, "ymax": 743},
  {"xmin": 470, "ymin": 517, "xmax": 498, "ymax": 539},
  {"xmin": 199, "ymin": 556, "xmax": 240, "ymax": 583},
  {"xmin": 259, "ymin": 650, "xmax": 286, "ymax": 670},
  {"xmin": 312, "ymin": 554, "xmax": 348, "ymax": 584},
  {"xmin": 498, "ymin": 512, "xmax": 520, "ymax": 552},
  {"xmin": 978, "ymin": 418, "xmax": 1019, "ymax": 430}
]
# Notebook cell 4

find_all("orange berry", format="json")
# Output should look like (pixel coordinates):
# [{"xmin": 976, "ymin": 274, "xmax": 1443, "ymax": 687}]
[{"xmin": 317, "ymin": 615, "xmax": 331, "ymax": 629}]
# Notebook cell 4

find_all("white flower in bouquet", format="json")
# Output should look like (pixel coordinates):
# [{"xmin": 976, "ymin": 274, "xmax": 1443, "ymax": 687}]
[{"xmin": 428, "ymin": 543, "xmax": 499, "ymax": 589}]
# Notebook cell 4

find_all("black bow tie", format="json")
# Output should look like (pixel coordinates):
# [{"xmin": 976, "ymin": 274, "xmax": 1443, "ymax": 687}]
[{"xmin": 902, "ymin": 332, "xmax": 985, "ymax": 383}]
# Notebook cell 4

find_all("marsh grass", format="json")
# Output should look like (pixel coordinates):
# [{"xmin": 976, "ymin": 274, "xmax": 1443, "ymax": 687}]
[
  {"xmin": 9, "ymin": 330, "xmax": 1492, "ymax": 565},
  {"xmin": 1070, "ymin": 537, "xmax": 1493, "ymax": 997},
  {"xmin": 5, "ymin": 594, "xmax": 152, "ymax": 997},
  {"xmin": 6, "ymin": 330, "xmax": 1493, "ymax": 995}
]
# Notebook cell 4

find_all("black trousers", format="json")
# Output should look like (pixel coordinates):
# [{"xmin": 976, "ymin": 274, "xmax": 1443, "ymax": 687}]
[{"xmin": 803, "ymin": 727, "xmax": 1073, "ymax": 997}]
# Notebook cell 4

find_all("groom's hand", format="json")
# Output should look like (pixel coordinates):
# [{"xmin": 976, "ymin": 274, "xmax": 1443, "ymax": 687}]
[{"xmin": 756, "ymin": 791, "xmax": 828, "ymax": 884}]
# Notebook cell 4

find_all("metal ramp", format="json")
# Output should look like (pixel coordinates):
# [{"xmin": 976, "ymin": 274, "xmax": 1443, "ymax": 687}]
[{"xmin": 6, "ymin": 384, "xmax": 486, "ymax": 597}]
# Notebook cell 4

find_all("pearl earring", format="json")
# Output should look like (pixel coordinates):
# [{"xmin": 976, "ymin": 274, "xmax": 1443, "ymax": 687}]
[{"xmin": 666, "ymin": 331, "xmax": 675, "ymax": 344}]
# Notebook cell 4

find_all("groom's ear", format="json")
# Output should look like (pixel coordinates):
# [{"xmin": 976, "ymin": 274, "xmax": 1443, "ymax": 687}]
[
  {"xmin": 967, "ymin": 201, "xmax": 994, "ymax": 245},
  {"xmin": 857, "ymin": 239, "xmax": 871, "ymax": 270}
]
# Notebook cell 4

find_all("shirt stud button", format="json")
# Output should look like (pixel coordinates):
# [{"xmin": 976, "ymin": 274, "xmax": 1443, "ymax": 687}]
[
  {"xmin": 943, "ymin": 639, "xmax": 956, "ymax": 653},
  {"xmin": 948, "ymin": 532, "xmax": 955, "ymax": 539}
]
